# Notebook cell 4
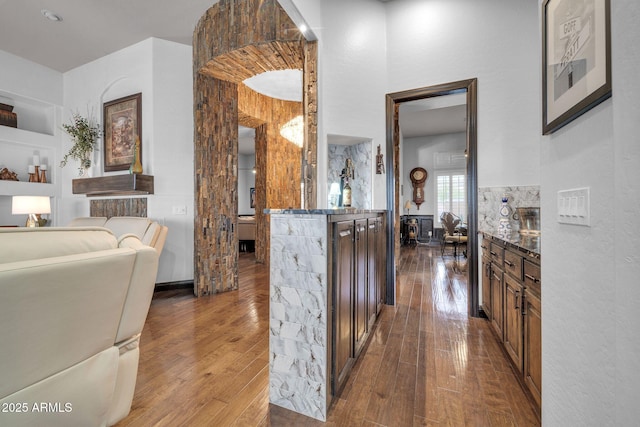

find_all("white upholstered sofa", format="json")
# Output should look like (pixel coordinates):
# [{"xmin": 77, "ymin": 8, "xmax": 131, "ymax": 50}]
[
  {"xmin": 68, "ymin": 216, "xmax": 168, "ymax": 255},
  {"xmin": 0, "ymin": 227, "xmax": 159, "ymax": 426}
]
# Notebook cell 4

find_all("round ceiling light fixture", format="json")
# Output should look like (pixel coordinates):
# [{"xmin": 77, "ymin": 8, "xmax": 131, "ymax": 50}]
[
  {"xmin": 41, "ymin": 9, "xmax": 63, "ymax": 22},
  {"xmin": 243, "ymin": 69, "xmax": 302, "ymax": 102}
]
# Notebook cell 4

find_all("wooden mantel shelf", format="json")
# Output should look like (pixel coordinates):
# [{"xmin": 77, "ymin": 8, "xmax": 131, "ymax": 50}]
[{"xmin": 72, "ymin": 174, "xmax": 154, "ymax": 197}]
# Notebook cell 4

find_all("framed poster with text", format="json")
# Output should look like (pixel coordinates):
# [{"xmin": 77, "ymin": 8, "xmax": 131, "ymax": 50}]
[{"xmin": 542, "ymin": 0, "xmax": 611, "ymax": 134}]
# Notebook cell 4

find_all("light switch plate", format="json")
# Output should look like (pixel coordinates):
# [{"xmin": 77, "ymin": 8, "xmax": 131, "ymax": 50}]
[
  {"xmin": 172, "ymin": 205, "xmax": 187, "ymax": 215},
  {"xmin": 557, "ymin": 187, "xmax": 590, "ymax": 226}
]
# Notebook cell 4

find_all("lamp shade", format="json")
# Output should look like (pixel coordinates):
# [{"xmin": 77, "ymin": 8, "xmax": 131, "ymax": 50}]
[
  {"xmin": 12, "ymin": 196, "xmax": 51, "ymax": 215},
  {"xmin": 404, "ymin": 200, "xmax": 412, "ymax": 210},
  {"xmin": 329, "ymin": 182, "xmax": 341, "ymax": 195}
]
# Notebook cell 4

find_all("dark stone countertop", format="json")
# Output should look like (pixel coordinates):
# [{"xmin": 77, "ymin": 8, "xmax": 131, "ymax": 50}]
[{"xmin": 480, "ymin": 230, "xmax": 541, "ymax": 258}]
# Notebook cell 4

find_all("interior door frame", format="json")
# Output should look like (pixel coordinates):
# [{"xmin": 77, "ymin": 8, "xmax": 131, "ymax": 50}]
[{"xmin": 385, "ymin": 78, "xmax": 479, "ymax": 317}]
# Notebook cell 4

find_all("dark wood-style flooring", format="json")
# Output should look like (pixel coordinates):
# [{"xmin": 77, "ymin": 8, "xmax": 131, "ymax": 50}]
[{"xmin": 117, "ymin": 244, "xmax": 540, "ymax": 426}]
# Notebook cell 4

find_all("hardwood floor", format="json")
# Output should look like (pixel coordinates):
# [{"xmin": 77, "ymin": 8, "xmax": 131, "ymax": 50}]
[{"xmin": 117, "ymin": 245, "xmax": 540, "ymax": 426}]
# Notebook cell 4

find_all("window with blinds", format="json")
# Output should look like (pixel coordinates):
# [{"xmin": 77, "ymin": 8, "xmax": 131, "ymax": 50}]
[{"xmin": 436, "ymin": 171, "xmax": 466, "ymax": 221}]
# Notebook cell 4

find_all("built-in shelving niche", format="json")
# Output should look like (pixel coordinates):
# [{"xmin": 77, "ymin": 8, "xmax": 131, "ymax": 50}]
[{"xmin": 0, "ymin": 90, "xmax": 60, "ymax": 226}]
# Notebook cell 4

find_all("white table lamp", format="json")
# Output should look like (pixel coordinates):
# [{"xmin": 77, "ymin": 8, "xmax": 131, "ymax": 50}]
[
  {"xmin": 12, "ymin": 196, "xmax": 51, "ymax": 227},
  {"xmin": 404, "ymin": 200, "xmax": 412, "ymax": 215}
]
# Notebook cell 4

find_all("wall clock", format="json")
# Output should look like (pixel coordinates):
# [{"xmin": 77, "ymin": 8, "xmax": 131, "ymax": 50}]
[{"xmin": 409, "ymin": 167, "xmax": 428, "ymax": 209}]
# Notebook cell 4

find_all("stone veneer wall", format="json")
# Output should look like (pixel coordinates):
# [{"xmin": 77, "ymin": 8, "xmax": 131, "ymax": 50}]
[
  {"xmin": 255, "ymin": 124, "xmax": 268, "ymax": 264},
  {"xmin": 90, "ymin": 198, "xmax": 147, "ymax": 218},
  {"xmin": 238, "ymin": 84, "xmax": 303, "ymax": 264},
  {"xmin": 194, "ymin": 75, "xmax": 238, "ymax": 295},
  {"xmin": 478, "ymin": 185, "xmax": 540, "ymax": 234},
  {"xmin": 193, "ymin": 0, "xmax": 318, "ymax": 295}
]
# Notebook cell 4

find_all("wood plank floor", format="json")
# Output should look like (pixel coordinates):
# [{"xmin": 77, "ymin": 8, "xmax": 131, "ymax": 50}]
[{"xmin": 117, "ymin": 245, "xmax": 540, "ymax": 426}]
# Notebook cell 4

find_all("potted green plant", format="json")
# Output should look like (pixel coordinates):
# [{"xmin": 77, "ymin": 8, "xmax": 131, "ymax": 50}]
[{"xmin": 60, "ymin": 113, "xmax": 100, "ymax": 177}]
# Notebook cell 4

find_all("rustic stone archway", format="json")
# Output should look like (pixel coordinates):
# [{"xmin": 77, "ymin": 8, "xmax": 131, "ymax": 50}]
[{"xmin": 193, "ymin": 0, "xmax": 317, "ymax": 296}]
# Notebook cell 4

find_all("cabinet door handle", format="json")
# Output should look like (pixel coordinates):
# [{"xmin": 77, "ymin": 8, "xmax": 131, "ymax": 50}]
[
  {"xmin": 504, "ymin": 260, "xmax": 514, "ymax": 267},
  {"xmin": 521, "ymin": 293, "xmax": 526, "ymax": 316},
  {"xmin": 339, "ymin": 230, "xmax": 351, "ymax": 237},
  {"xmin": 490, "ymin": 251, "xmax": 498, "ymax": 256},
  {"xmin": 492, "ymin": 272, "xmax": 501, "ymax": 281},
  {"xmin": 481, "ymin": 245, "xmax": 488, "ymax": 250},
  {"xmin": 525, "ymin": 273, "xmax": 540, "ymax": 283},
  {"xmin": 515, "ymin": 290, "xmax": 520, "ymax": 310}
]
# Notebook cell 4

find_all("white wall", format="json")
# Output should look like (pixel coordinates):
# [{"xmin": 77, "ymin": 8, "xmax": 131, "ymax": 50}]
[
  {"xmin": 314, "ymin": 0, "xmax": 388, "ymax": 209},
  {"xmin": 401, "ymin": 132, "xmax": 466, "ymax": 219},
  {"xmin": 149, "ymin": 39, "xmax": 194, "ymax": 283},
  {"xmin": 612, "ymin": 2, "xmax": 640, "ymax": 423},
  {"xmin": 0, "ymin": 50, "xmax": 63, "ymax": 105},
  {"xmin": 540, "ymin": 0, "xmax": 640, "ymax": 424},
  {"xmin": 385, "ymin": 0, "xmax": 541, "ymax": 189},
  {"xmin": 62, "ymin": 38, "xmax": 194, "ymax": 283}
]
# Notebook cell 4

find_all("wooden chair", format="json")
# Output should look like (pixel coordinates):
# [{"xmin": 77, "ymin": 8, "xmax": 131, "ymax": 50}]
[{"xmin": 440, "ymin": 212, "xmax": 467, "ymax": 258}]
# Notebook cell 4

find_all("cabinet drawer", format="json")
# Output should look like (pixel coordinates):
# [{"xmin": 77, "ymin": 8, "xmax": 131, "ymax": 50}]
[
  {"xmin": 524, "ymin": 260, "xmax": 541, "ymax": 296},
  {"xmin": 504, "ymin": 249, "xmax": 523, "ymax": 280},
  {"xmin": 480, "ymin": 237, "xmax": 491, "ymax": 257},
  {"xmin": 489, "ymin": 242, "xmax": 504, "ymax": 265}
]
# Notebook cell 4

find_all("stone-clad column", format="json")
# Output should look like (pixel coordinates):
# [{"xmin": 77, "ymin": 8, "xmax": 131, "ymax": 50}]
[
  {"xmin": 193, "ymin": 0, "xmax": 317, "ymax": 294},
  {"xmin": 194, "ymin": 74, "xmax": 239, "ymax": 296}
]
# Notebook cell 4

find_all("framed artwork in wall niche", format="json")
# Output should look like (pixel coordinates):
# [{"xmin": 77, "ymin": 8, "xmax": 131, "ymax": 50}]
[
  {"xmin": 250, "ymin": 188, "xmax": 255, "ymax": 209},
  {"xmin": 103, "ymin": 93, "xmax": 142, "ymax": 171},
  {"xmin": 542, "ymin": 0, "xmax": 611, "ymax": 135}
]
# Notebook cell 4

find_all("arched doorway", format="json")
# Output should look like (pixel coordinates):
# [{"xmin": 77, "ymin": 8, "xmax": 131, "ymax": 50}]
[{"xmin": 192, "ymin": 0, "xmax": 317, "ymax": 296}]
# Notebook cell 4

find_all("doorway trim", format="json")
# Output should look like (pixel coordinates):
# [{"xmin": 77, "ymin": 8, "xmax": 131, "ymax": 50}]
[{"xmin": 385, "ymin": 78, "xmax": 479, "ymax": 317}]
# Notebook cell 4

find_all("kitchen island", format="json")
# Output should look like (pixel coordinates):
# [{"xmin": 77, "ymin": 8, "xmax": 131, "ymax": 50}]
[{"xmin": 266, "ymin": 209, "xmax": 387, "ymax": 421}]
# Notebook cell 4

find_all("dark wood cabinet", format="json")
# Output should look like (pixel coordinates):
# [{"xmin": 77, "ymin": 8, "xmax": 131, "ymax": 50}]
[
  {"xmin": 504, "ymin": 273, "xmax": 524, "ymax": 371},
  {"xmin": 481, "ymin": 233, "xmax": 541, "ymax": 414},
  {"xmin": 376, "ymin": 216, "xmax": 386, "ymax": 315},
  {"xmin": 332, "ymin": 213, "xmax": 386, "ymax": 396},
  {"xmin": 490, "ymin": 263, "xmax": 504, "ymax": 340},
  {"xmin": 523, "ymin": 259, "xmax": 542, "ymax": 407},
  {"xmin": 481, "ymin": 237, "xmax": 492, "ymax": 318},
  {"xmin": 354, "ymin": 219, "xmax": 368, "ymax": 357},
  {"xmin": 367, "ymin": 218, "xmax": 379, "ymax": 327},
  {"xmin": 333, "ymin": 220, "xmax": 354, "ymax": 394},
  {"xmin": 524, "ymin": 288, "xmax": 542, "ymax": 407}
]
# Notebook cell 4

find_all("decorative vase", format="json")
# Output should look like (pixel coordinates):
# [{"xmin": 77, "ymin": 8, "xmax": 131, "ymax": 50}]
[
  {"xmin": 130, "ymin": 136, "xmax": 143, "ymax": 174},
  {"xmin": 78, "ymin": 158, "xmax": 92, "ymax": 178},
  {"xmin": 497, "ymin": 194, "xmax": 512, "ymax": 239}
]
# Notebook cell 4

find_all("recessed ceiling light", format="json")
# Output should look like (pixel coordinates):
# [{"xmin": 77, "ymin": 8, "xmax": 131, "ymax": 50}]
[{"xmin": 41, "ymin": 9, "xmax": 63, "ymax": 22}]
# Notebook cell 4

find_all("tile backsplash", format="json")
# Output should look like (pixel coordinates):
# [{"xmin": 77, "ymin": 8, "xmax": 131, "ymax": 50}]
[
  {"xmin": 478, "ymin": 186, "xmax": 540, "ymax": 234},
  {"xmin": 328, "ymin": 142, "xmax": 372, "ymax": 209}
]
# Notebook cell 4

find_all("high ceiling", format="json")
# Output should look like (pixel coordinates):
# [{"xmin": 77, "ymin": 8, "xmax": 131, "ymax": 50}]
[
  {"xmin": 0, "ymin": 0, "xmax": 466, "ymax": 152},
  {"xmin": 0, "ymin": 0, "xmax": 217, "ymax": 73}
]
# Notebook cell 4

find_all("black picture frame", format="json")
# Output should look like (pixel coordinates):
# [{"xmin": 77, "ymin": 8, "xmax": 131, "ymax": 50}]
[
  {"xmin": 542, "ymin": 0, "xmax": 611, "ymax": 135},
  {"xmin": 103, "ymin": 93, "xmax": 142, "ymax": 171}
]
